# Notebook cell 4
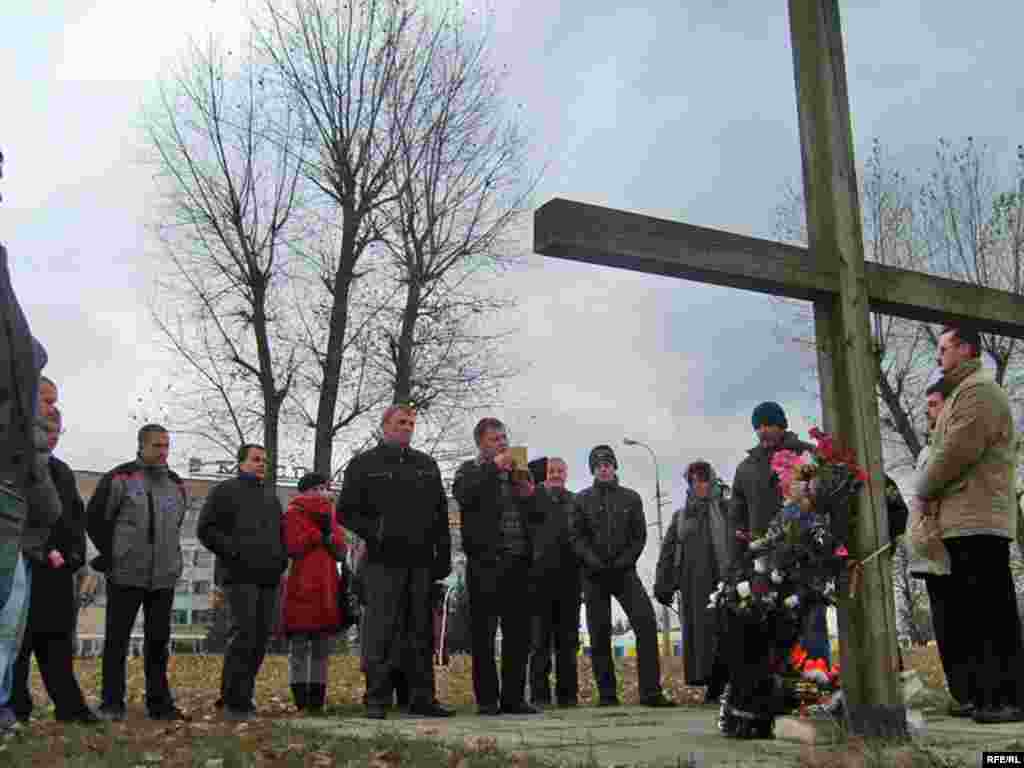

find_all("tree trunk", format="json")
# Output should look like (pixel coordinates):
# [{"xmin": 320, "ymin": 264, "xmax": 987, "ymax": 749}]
[
  {"xmin": 314, "ymin": 214, "xmax": 360, "ymax": 478},
  {"xmin": 876, "ymin": 368, "xmax": 922, "ymax": 463},
  {"xmin": 392, "ymin": 278, "xmax": 422, "ymax": 405}
]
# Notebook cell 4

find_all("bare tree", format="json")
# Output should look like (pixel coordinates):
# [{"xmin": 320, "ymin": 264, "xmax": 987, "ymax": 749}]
[
  {"xmin": 258, "ymin": 0, "xmax": 443, "ymax": 477},
  {"xmin": 146, "ymin": 36, "xmax": 307, "ymax": 488},
  {"xmin": 376, "ymin": 16, "xmax": 531, "ymax": 408}
]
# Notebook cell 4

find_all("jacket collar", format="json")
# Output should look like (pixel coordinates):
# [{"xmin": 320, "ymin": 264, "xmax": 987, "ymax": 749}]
[
  {"xmin": 378, "ymin": 440, "xmax": 411, "ymax": 459},
  {"xmin": 747, "ymin": 430, "xmax": 810, "ymax": 461},
  {"xmin": 592, "ymin": 476, "xmax": 620, "ymax": 491},
  {"xmin": 946, "ymin": 357, "xmax": 983, "ymax": 390},
  {"xmin": 237, "ymin": 472, "xmax": 263, "ymax": 486}
]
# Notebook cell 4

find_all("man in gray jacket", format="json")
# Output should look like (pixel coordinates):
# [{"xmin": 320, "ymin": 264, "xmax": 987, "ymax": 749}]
[{"xmin": 87, "ymin": 424, "xmax": 188, "ymax": 721}]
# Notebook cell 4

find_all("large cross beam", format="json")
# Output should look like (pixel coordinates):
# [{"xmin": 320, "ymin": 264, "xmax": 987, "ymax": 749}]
[
  {"xmin": 534, "ymin": 2, "xmax": 1024, "ymax": 736},
  {"xmin": 534, "ymin": 199, "xmax": 1024, "ymax": 339}
]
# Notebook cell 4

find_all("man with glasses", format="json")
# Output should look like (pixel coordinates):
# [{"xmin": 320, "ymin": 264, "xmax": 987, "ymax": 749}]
[{"xmin": 915, "ymin": 325, "xmax": 1022, "ymax": 724}]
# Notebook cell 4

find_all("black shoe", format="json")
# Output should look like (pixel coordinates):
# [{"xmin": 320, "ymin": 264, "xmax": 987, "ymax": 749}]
[
  {"xmin": 306, "ymin": 684, "xmax": 326, "ymax": 713},
  {"xmin": 501, "ymin": 702, "xmax": 540, "ymax": 715},
  {"xmin": 290, "ymin": 683, "xmax": 309, "ymax": 711},
  {"xmin": 598, "ymin": 697, "xmax": 620, "ymax": 707},
  {"xmin": 477, "ymin": 703, "xmax": 501, "ymax": 716},
  {"xmin": 366, "ymin": 704, "xmax": 387, "ymax": 720},
  {"xmin": 409, "ymin": 701, "xmax": 455, "ymax": 717},
  {"xmin": 149, "ymin": 707, "xmax": 188, "ymax": 722},
  {"xmin": 973, "ymin": 706, "xmax": 1024, "ymax": 724},
  {"xmin": 224, "ymin": 707, "xmax": 252, "ymax": 722},
  {"xmin": 639, "ymin": 693, "xmax": 677, "ymax": 708},
  {"xmin": 948, "ymin": 700, "xmax": 975, "ymax": 718},
  {"xmin": 97, "ymin": 707, "xmax": 126, "ymax": 722},
  {"xmin": 58, "ymin": 709, "xmax": 102, "ymax": 725}
]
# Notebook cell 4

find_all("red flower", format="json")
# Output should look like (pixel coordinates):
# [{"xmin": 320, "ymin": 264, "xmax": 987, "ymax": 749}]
[
  {"xmin": 834, "ymin": 545, "xmax": 849, "ymax": 557},
  {"xmin": 789, "ymin": 644, "xmax": 808, "ymax": 670},
  {"xmin": 752, "ymin": 581, "xmax": 770, "ymax": 595}
]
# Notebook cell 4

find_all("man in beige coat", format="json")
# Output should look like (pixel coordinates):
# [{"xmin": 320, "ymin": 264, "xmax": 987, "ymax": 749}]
[{"xmin": 915, "ymin": 325, "xmax": 1022, "ymax": 724}]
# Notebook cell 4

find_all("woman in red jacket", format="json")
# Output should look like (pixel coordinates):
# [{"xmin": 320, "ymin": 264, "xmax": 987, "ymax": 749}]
[{"xmin": 283, "ymin": 473, "xmax": 346, "ymax": 712}]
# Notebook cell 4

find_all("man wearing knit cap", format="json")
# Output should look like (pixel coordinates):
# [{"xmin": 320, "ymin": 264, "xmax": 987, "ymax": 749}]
[
  {"xmin": 569, "ymin": 445, "xmax": 675, "ymax": 708},
  {"xmin": 730, "ymin": 402, "xmax": 814, "ymax": 541}
]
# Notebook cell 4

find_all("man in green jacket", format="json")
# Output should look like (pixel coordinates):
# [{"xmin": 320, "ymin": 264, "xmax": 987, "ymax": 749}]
[{"xmin": 915, "ymin": 325, "xmax": 1022, "ymax": 724}]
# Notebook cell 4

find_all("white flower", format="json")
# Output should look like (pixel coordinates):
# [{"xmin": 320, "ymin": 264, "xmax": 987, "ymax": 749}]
[
  {"xmin": 736, "ymin": 581, "xmax": 752, "ymax": 599},
  {"xmin": 784, "ymin": 594, "xmax": 800, "ymax": 609},
  {"xmin": 823, "ymin": 580, "xmax": 836, "ymax": 597},
  {"xmin": 770, "ymin": 569, "xmax": 784, "ymax": 584},
  {"xmin": 754, "ymin": 556, "xmax": 769, "ymax": 574},
  {"xmin": 768, "ymin": 591, "xmax": 779, "ymax": 603}
]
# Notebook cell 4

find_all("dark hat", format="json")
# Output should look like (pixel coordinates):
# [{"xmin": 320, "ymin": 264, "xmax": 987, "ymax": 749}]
[
  {"xmin": 751, "ymin": 401, "xmax": 788, "ymax": 430},
  {"xmin": 527, "ymin": 457, "xmax": 548, "ymax": 485},
  {"xmin": 588, "ymin": 444, "xmax": 618, "ymax": 473},
  {"xmin": 297, "ymin": 472, "xmax": 329, "ymax": 493}
]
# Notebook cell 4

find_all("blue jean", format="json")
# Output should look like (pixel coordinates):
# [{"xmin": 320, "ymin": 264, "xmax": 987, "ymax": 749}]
[
  {"xmin": 0, "ymin": 556, "xmax": 31, "ymax": 706},
  {"xmin": 801, "ymin": 604, "xmax": 831, "ymax": 665}
]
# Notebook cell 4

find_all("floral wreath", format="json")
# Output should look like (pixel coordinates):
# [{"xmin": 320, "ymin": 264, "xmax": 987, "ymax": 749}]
[{"xmin": 708, "ymin": 427, "xmax": 867, "ymax": 631}]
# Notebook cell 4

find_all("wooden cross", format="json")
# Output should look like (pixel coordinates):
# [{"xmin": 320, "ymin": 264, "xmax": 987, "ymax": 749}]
[{"xmin": 534, "ymin": 2, "xmax": 1024, "ymax": 735}]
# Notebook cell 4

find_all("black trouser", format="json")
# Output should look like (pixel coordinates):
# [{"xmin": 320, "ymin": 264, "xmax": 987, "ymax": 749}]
[
  {"xmin": 922, "ymin": 574, "xmax": 971, "ymax": 706},
  {"xmin": 101, "ymin": 583, "xmax": 174, "ymax": 713},
  {"xmin": 529, "ymin": 572, "xmax": 580, "ymax": 705},
  {"xmin": 467, "ymin": 554, "xmax": 532, "ymax": 709},
  {"xmin": 361, "ymin": 564, "xmax": 434, "ymax": 709},
  {"xmin": 583, "ymin": 567, "xmax": 661, "ymax": 700},
  {"xmin": 944, "ymin": 536, "xmax": 1024, "ymax": 711},
  {"xmin": 221, "ymin": 583, "xmax": 278, "ymax": 711},
  {"xmin": 12, "ymin": 630, "xmax": 90, "ymax": 720}
]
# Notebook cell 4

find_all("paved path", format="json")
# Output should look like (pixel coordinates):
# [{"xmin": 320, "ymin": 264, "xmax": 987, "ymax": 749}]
[{"xmin": 285, "ymin": 704, "xmax": 1024, "ymax": 767}]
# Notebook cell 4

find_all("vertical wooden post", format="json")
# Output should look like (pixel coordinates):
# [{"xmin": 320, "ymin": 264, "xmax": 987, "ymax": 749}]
[{"xmin": 791, "ymin": 2, "xmax": 904, "ymax": 735}]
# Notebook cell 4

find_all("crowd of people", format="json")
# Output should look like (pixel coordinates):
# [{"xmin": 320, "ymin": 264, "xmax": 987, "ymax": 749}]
[{"xmin": 2, "ymin": 198, "xmax": 1022, "ymax": 731}]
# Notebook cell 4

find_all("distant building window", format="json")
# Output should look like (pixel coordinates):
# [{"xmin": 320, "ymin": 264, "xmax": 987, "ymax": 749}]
[
  {"xmin": 175, "ymin": 579, "xmax": 189, "ymax": 594},
  {"xmin": 193, "ymin": 550, "xmax": 213, "ymax": 568},
  {"xmin": 171, "ymin": 609, "xmax": 189, "ymax": 626},
  {"xmin": 193, "ymin": 580, "xmax": 210, "ymax": 595}
]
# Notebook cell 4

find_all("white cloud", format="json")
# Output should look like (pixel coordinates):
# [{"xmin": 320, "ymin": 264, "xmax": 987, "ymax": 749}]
[{"xmin": 57, "ymin": 0, "xmax": 250, "ymax": 82}]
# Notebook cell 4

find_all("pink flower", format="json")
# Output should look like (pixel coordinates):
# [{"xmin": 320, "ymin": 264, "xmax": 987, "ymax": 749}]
[
  {"xmin": 834, "ymin": 545, "xmax": 849, "ymax": 557},
  {"xmin": 771, "ymin": 450, "xmax": 812, "ymax": 500}
]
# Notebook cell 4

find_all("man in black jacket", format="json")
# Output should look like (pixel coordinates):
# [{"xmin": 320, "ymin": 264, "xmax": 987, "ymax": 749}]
[
  {"xmin": 197, "ymin": 444, "xmax": 287, "ymax": 721},
  {"xmin": 12, "ymin": 406, "xmax": 97, "ymax": 723},
  {"xmin": 526, "ymin": 457, "xmax": 580, "ymax": 708},
  {"xmin": 452, "ymin": 417, "xmax": 539, "ymax": 715},
  {"xmin": 570, "ymin": 445, "xmax": 674, "ymax": 708},
  {"xmin": 340, "ymin": 405, "xmax": 452, "ymax": 720}
]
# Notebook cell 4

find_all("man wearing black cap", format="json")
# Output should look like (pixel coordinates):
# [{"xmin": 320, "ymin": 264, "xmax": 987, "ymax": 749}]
[
  {"xmin": 339, "ymin": 405, "xmax": 453, "ymax": 720},
  {"xmin": 526, "ymin": 456, "xmax": 580, "ymax": 708},
  {"xmin": 731, "ymin": 402, "xmax": 814, "ymax": 541},
  {"xmin": 570, "ymin": 445, "xmax": 674, "ymax": 708}
]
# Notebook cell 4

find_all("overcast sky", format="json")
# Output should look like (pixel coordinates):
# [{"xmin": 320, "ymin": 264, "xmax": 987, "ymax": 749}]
[{"xmin": 5, "ymin": 1, "xmax": 1024, "ymax": 589}]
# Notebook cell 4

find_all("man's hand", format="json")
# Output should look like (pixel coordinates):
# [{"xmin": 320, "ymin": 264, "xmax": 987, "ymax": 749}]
[
  {"xmin": 47, "ymin": 550, "xmax": 65, "ymax": 569},
  {"xmin": 493, "ymin": 451, "xmax": 516, "ymax": 472}
]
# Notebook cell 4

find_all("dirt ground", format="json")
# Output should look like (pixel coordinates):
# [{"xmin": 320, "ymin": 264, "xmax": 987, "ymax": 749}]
[{"xmin": 3, "ymin": 646, "xmax": 946, "ymax": 767}]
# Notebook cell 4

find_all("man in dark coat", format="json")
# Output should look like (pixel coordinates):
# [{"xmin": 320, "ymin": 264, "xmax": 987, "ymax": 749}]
[
  {"xmin": 526, "ymin": 456, "xmax": 580, "ymax": 708},
  {"xmin": 570, "ymin": 445, "xmax": 675, "ymax": 708},
  {"xmin": 655, "ymin": 460, "xmax": 731, "ymax": 702},
  {"xmin": 452, "ymin": 417, "xmax": 539, "ymax": 715},
  {"xmin": 197, "ymin": 444, "xmax": 288, "ymax": 721},
  {"xmin": 340, "ymin": 405, "xmax": 453, "ymax": 720},
  {"xmin": 11, "ymin": 407, "xmax": 97, "ymax": 723}
]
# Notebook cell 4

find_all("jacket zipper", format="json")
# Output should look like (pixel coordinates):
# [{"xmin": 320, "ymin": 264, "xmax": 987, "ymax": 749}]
[{"xmin": 147, "ymin": 489, "xmax": 156, "ymax": 585}]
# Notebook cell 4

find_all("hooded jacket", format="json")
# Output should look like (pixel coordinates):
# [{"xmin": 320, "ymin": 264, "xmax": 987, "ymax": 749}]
[
  {"xmin": 730, "ymin": 430, "xmax": 815, "ymax": 537},
  {"xmin": 86, "ymin": 459, "xmax": 187, "ymax": 590},
  {"xmin": 569, "ymin": 476, "xmax": 646, "ymax": 573},
  {"xmin": 282, "ymin": 491, "xmax": 345, "ymax": 634}
]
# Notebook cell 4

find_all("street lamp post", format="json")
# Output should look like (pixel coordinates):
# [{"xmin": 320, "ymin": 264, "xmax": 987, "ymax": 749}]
[{"xmin": 623, "ymin": 438, "xmax": 673, "ymax": 659}]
